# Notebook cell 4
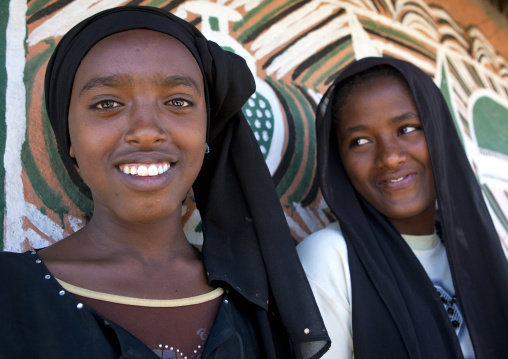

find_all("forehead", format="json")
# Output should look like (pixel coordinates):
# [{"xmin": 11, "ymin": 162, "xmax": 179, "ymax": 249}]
[
  {"xmin": 336, "ymin": 75, "xmax": 418, "ymax": 130},
  {"xmin": 349, "ymin": 74, "xmax": 410, "ymax": 100},
  {"xmin": 340, "ymin": 76, "xmax": 414, "ymax": 113},
  {"xmin": 74, "ymin": 29, "xmax": 203, "ymax": 89}
]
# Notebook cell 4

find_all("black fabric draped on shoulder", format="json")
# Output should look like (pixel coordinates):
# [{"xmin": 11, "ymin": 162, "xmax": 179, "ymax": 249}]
[
  {"xmin": 44, "ymin": 6, "xmax": 329, "ymax": 358},
  {"xmin": 316, "ymin": 57, "xmax": 508, "ymax": 358}
]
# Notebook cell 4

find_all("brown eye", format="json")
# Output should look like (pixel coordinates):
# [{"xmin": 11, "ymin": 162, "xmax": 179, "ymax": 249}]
[
  {"xmin": 166, "ymin": 98, "xmax": 191, "ymax": 107},
  {"xmin": 400, "ymin": 126, "xmax": 420, "ymax": 135},
  {"xmin": 93, "ymin": 100, "xmax": 121, "ymax": 110},
  {"xmin": 351, "ymin": 138, "xmax": 370, "ymax": 147}
]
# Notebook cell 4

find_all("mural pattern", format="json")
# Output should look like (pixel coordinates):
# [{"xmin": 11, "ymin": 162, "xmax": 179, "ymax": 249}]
[{"xmin": 2, "ymin": 0, "xmax": 508, "ymax": 254}]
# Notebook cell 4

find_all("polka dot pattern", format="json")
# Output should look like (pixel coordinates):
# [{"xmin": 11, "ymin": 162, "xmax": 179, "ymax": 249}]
[{"xmin": 242, "ymin": 93, "xmax": 274, "ymax": 158}]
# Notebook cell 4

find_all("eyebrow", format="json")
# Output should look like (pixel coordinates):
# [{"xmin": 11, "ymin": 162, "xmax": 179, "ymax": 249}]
[
  {"xmin": 390, "ymin": 111, "xmax": 419, "ymax": 123},
  {"xmin": 341, "ymin": 124, "xmax": 368, "ymax": 136},
  {"xmin": 154, "ymin": 74, "xmax": 201, "ymax": 93},
  {"xmin": 80, "ymin": 73, "xmax": 201, "ymax": 94},
  {"xmin": 80, "ymin": 74, "xmax": 132, "ymax": 94}
]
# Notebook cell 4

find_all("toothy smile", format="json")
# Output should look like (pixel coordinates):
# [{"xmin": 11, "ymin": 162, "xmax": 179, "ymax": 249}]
[
  {"xmin": 118, "ymin": 162, "xmax": 171, "ymax": 177},
  {"xmin": 387, "ymin": 176, "xmax": 406, "ymax": 183}
]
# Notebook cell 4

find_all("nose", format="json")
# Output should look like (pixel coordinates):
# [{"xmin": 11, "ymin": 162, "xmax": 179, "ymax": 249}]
[
  {"xmin": 124, "ymin": 101, "xmax": 167, "ymax": 149},
  {"xmin": 375, "ymin": 137, "xmax": 407, "ymax": 169}
]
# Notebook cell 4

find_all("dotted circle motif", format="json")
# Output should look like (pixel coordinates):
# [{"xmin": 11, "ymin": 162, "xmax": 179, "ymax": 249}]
[{"xmin": 242, "ymin": 92, "xmax": 274, "ymax": 159}]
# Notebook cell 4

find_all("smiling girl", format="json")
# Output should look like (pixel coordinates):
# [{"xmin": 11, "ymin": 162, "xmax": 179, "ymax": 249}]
[
  {"xmin": 0, "ymin": 6, "xmax": 329, "ymax": 358},
  {"xmin": 297, "ymin": 57, "xmax": 508, "ymax": 358}
]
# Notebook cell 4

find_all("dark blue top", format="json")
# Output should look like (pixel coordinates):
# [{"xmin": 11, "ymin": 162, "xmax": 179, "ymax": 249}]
[{"xmin": 0, "ymin": 250, "xmax": 291, "ymax": 358}]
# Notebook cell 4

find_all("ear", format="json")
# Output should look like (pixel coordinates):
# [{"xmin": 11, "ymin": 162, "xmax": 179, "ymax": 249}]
[{"xmin": 69, "ymin": 145, "xmax": 80, "ymax": 173}]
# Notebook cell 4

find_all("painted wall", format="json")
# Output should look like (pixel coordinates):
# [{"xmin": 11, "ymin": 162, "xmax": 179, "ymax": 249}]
[{"xmin": 2, "ymin": 0, "xmax": 508, "ymax": 254}]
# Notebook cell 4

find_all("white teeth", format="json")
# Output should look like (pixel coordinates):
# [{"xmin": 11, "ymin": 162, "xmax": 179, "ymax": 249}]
[
  {"xmin": 120, "ymin": 162, "xmax": 171, "ymax": 176},
  {"xmin": 389, "ymin": 176, "xmax": 405, "ymax": 183},
  {"xmin": 148, "ymin": 164, "xmax": 158, "ymax": 176},
  {"xmin": 137, "ymin": 165, "xmax": 148, "ymax": 176}
]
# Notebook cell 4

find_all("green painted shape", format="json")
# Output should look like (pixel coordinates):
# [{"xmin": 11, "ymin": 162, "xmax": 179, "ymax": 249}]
[
  {"xmin": 242, "ymin": 92, "xmax": 274, "ymax": 159},
  {"xmin": 285, "ymin": 82, "xmax": 316, "ymax": 204},
  {"xmin": 146, "ymin": 0, "xmax": 168, "ymax": 7},
  {"xmin": 24, "ymin": 41, "xmax": 53, "ymax": 116},
  {"xmin": 266, "ymin": 78, "xmax": 309, "ymax": 201},
  {"xmin": 21, "ymin": 140, "xmax": 70, "ymax": 227},
  {"xmin": 266, "ymin": 78, "xmax": 304, "ymax": 198},
  {"xmin": 360, "ymin": 19, "xmax": 435, "ymax": 59},
  {"xmin": 41, "ymin": 101, "xmax": 94, "ymax": 214},
  {"xmin": 26, "ymin": 0, "xmax": 53, "ymax": 16},
  {"xmin": 209, "ymin": 16, "xmax": 219, "ymax": 31},
  {"xmin": 473, "ymin": 97, "xmax": 508, "ymax": 156},
  {"xmin": 221, "ymin": 46, "xmax": 235, "ymax": 53},
  {"xmin": 301, "ymin": 38, "xmax": 352, "ymax": 83},
  {"xmin": 195, "ymin": 220, "xmax": 202, "ymax": 233},
  {"xmin": 236, "ymin": 0, "xmax": 299, "ymax": 43},
  {"xmin": 0, "ymin": 2, "xmax": 8, "ymax": 249},
  {"xmin": 26, "ymin": 39, "xmax": 93, "ymax": 215},
  {"xmin": 23, "ymin": 42, "xmax": 70, "ymax": 226},
  {"xmin": 439, "ymin": 64, "xmax": 464, "ymax": 145}
]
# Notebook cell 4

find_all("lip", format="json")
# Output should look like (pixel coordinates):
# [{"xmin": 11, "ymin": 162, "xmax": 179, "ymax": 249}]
[
  {"xmin": 377, "ymin": 172, "xmax": 417, "ymax": 191},
  {"xmin": 114, "ymin": 164, "xmax": 176, "ymax": 192}
]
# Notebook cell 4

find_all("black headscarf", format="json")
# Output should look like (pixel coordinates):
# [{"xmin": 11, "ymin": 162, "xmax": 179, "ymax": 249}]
[
  {"xmin": 316, "ymin": 57, "xmax": 508, "ymax": 358},
  {"xmin": 45, "ymin": 6, "xmax": 329, "ymax": 358}
]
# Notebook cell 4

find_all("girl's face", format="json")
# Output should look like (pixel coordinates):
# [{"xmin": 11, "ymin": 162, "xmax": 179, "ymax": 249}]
[
  {"xmin": 68, "ymin": 29, "xmax": 207, "ymax": 223},
  {"xmin": 336, "ymin": 75, "xmax": 436, "ymax": 235}
]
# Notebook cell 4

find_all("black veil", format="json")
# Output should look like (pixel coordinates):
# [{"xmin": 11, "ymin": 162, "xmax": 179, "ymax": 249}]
[
  {"xmin": 316, "ymin": 57, "xmax": 508, "ymax": 358},
  {"xmin": 45, "ymin": 6, "xmax": 330, "ymax": 358}
]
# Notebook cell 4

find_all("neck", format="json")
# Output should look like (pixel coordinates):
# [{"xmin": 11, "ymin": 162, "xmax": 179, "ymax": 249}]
[
  {"xmin": 390, "ymin": 207, "xmax": 436, "ymax": 236},
  {"xmin": 77, "ymin": 205, "xmax": 193, "ymax": 264}
]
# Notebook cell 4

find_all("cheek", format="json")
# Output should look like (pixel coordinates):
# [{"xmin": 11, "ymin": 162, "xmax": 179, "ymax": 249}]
[
  {"xmin": 69, "ymin": 110, "xmax": 117, "ymax": 152},
  {"xmin": 422, "ymin": 161, "xmax": 436, "ymax": 200},
  {"xmin": 69, "ymin": 128, "xmax": 100, "ymax": 164},
  {"xmin": 342, "ymin": 153, "xmax": 368, "ymax": 184},
  {"xmin": 180, "ymin": 114, "xmax": 207, "ymax": 149},
  {"xmin": 68, "ymin": 124, "xmax": 115, "ymax": 181},
  {"xmin": 68, "ymin": 107, "xmax": 92, "ymax": 155},
  {"xmin": 341, "ymin": 153, "xmax": 377, "ymax": 200},
  {"xmin": 414, "ymin": 143, "xmax": 435, "ymax": 185}
]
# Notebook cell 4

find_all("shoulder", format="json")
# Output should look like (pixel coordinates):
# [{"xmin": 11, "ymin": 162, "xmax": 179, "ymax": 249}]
[
  {"xmin": 297, "ymin": 222, "xmax": 349, "ymax": 287},
  {"xmin": 0, "ymin": 250, "xmax": 54, "ymax": 298},
  {"xmin": 0, "ymin": 250, "xmax": 35, "ymax": 274},
  {"xmin": 297, "ymin": 222, "xmax": 347, "ymax": 267}
]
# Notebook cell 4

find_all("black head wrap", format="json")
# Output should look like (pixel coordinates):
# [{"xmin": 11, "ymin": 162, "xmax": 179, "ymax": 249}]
[
  {"xmin": 45, "ymin": 6, "xmax": 329, "ymax": 358},
  {"xmin": 316, "ymin": 57, "xmax": 508, "ymax": 358}
]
